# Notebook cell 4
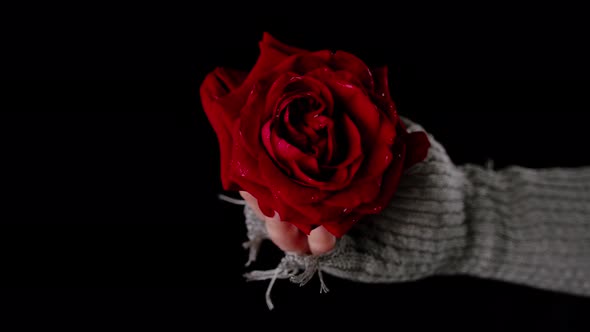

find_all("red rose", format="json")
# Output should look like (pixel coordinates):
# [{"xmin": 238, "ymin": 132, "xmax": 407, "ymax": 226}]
[{"xmin": 201, "ymin": 33, "xmax": 429, "ymax": 237}]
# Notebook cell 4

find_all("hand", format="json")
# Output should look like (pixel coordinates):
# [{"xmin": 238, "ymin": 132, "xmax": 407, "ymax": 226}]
[{"xmin": 239, "ymin": 191, "xmax": 336, "ymax": 255}]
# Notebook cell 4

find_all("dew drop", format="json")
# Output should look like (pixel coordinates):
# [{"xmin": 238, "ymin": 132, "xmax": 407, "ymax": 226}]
[
  {"xmin": 384, "ymin": 153, "xmax": 391, "ymax": 162},
  {"xmin": 381, "ymin": 92, "xmax": 386, "ymax": 97},
  {"xmin": 338, "ymin": 82, "xmax": 354, "ymax": 89},
  {"xmin": 372, "ymin": 205, "xmax": 383, "ymax": 213},
  {"xmin": 310, "ymin": 195, "xmax": 319, "ymax": 202},
  {"xmin": 342, "ymin": 207, "xmax": 351, "ymax": 215}
]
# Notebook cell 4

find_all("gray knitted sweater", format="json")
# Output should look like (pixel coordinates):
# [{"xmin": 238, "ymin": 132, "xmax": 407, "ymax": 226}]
[{"xmin": 243, "ymin": 119, "xmax": 590, "ymax": 308}]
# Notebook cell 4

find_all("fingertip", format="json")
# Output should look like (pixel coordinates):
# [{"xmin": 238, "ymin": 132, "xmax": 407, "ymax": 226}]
[
  {"xmin": 265, "ymin": 212, "xmax": 310, "ymax": 254},
  {"xmin": 239, "ymin": 191, "xmax": 266, "ymax": 220},
  {"xmin": 308, "ymin": 226, "xmax": 336, "ymax": 255},
  {"xmin": 239, "ymin": 191, "xmax": 255, "ymax": 204}
]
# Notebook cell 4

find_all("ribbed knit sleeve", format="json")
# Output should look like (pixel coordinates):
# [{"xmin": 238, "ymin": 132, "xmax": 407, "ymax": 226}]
[{"xmin": 319, "ymin": 138, "xmax": 590, "ymax": 296}]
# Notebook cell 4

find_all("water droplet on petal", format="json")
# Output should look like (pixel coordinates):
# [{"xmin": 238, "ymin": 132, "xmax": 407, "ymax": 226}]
[
  {"xmin": 234, "ymin": 161, "xmax": 249, "ymax": 177},
  {"xmin": 381, "ymin": 92, "xmax": 386, "ymax": 97},
  {"xmin": 310, "ymin": 195, "xmax": 319, "ymax": 202},
  {"xmin": 342, "ymin": 207, "xmax": 351, "ymax": 215},
  {"xmin": 384, "ymin": 153, "xmax": 391, "ymax": 162},
  {"xmin": 372, "ymin": 205, "xmax": 383, "ymax": 213},
  {"xmin": 338, "ymin": 82, "xmax": 354, "ymax": 89}
]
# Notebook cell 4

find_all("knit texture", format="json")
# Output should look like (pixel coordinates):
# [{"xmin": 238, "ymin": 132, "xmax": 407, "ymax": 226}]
[{"xmin": 244, "ymin": 119, "xmax": 590, "ymax": 297}]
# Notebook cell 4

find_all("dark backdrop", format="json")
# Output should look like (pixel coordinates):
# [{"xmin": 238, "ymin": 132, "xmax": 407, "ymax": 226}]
[{"xmin": 1, "ymin": 6, "xmax": 590, "ymax": 330}]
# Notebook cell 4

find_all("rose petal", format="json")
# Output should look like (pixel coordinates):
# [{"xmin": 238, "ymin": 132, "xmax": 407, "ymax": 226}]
[
  {"xmin": 328, "ymin": 80, "xmax": 381, "ymax": 150},
  {"xmin": 228, "ymin": 130, "xmax": 278, "ymax": 218},
  {"xmin": 230, "ymin": 125, "xmax": 270, "ymax": 187},
  {"xmin": 257, "ymin": 151, "xmax": 350, "ymax": 223},
  {"xmin": 330, "ymin": 113, "xmax": 363, "ymax": 168},
  {"xmin": 309, "ymin": 50, "xmax": 375, "ymax": 92},
  {"xmin": 243, "ymin": 33, "xmax": 308, "ymax": 86},
  {"xmin": 277, "ymin": 112, "xmax": 361, "ymax": 190},
  {"xmin": 328, "ymin": 50, "xmax": 375, "ymax": 91},
  {"xmin": 266, "ymin": 121, "xmax": 321, "ymax": 176},
  {"xmin": 268, "ymin": 74, "xmax": 334, "ymax": 118},
  {"xmin": 202, "ymin": 105, "xmax": 235, "ymax": 190},
  {"xmin": 321, "ymin": 176, "xmax": 381, "ymax": 208},
  {"xmin": 403, "ymin": 131, "xmax": 430, "ymax": 168},
  {"xmin": 356, "ymin": 113, "xmax": 396, "ymax": 177},
  {"xmin": 320, "ymin": 114, "xmax": 397, "ymax": 208},
  {"xmin": 238, "ymin": 82, "xmax": 274, "ymax": 158},
  {"xmin": 356, "ymin": 140, "xmax": 407, "ymax": 214},
  {"xmin": 262, "ymin": 32, "xmax": 306, "ymax": 56},
  {"xmin": 200, "ymin": 67, "xmax": 248, "ymax": 101},
  {"xmin": 372, "ymin": 66, "xmax": 392, "ymax": 101},
  {"xmin": 322, "ymin": 213, "xmax": 363, "ymax": 238},
  {"xmin": 257, "ymin": 152, "xmax": 328, "ymax": 205},
  {"xmin": 371, "ymin": 66, "xmax": 399, "ymax": 120},
  {"xmin": 272, "ymin": 54, "xmax": 328, "ymax": 78},
  {"xmin": 200, "ymin": 69, "xmax": 250, "ymax": 190}
]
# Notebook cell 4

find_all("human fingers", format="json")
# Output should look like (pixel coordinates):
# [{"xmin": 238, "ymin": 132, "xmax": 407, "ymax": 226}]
[
  {"xmin": 240, "ymin": 191, "xmax": 310, "ymax": 254},
  {"xmin": 239, "ymin": 191, "xmax": 266, "ymax": 220},
  {"xmin": 307, "ymin": 226, "xmax": 336, "ymax": 255}
]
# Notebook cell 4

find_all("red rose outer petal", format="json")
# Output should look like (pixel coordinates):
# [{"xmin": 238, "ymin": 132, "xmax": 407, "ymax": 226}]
[
  {"xmin": 322, "ymin": 213, "xmax": 364, "ymax": 238},
  {"xmin": 327, "ymin": 80, "xmax": 381, "ymax": 150},
  {"xmin": 200, "ymin": 68, "xmax": 249, "ymax": 190},
  {"xmin": 262, "ymin": 32, "xmax": 306, "ymax": 57},
  {"xmin": 356, "ymin": 140, "xmax": 407, "ymax": 215},
  {"xmin": 311, "ymin": 50, "xmax": 375, "ymax": 92},
  {"xmin": 404, "ymin": 131, "xmax": 431, "ymax": 168}
]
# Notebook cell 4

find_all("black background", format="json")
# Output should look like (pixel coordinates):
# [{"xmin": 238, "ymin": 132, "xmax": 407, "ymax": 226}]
[{"xmin": 1, "ymin": 5, "xmax": 590, "ymax": 330}]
